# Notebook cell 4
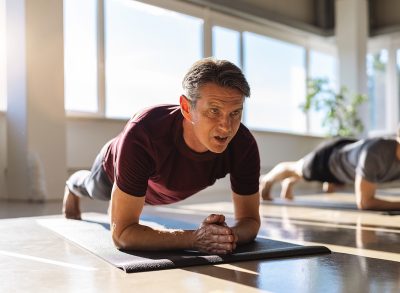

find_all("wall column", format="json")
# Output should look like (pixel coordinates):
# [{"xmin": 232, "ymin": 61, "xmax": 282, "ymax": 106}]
[
  {"xmin": 335, "ymin": 0, "xmax": 369, "ymax": 136},
  {"xmin": 6, "ymin": 0, "xmax": 66, "ymax": 200}
]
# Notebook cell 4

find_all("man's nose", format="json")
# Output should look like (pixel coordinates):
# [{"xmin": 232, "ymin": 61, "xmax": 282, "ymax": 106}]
[{"xmin": 218, "ymin": 115, "xmax": 232, "ymax": 132}]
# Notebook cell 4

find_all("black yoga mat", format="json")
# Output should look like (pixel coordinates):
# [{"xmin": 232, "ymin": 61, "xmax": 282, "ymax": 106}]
[
  {"xmin": 262, "ymin": 198, "xmax": 400, "ymax": 215},
  {"xmin": 38, "ymin": 213, "xmax": 330, "ymax": 273}
]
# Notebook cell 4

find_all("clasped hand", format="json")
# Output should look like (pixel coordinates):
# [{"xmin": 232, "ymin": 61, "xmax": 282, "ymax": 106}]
[{"xmin": 192, "ymin": 214, "xmax": 238, "ymax": 254}]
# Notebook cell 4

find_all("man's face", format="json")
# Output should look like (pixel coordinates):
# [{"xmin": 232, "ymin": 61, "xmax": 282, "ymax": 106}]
[{"xmin": 184, "ymin": 83, "xmax": 245, "ymax": 153}]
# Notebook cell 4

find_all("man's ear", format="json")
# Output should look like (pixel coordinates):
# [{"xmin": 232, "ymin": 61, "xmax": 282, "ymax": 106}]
[{"xmin": 180, "ymin": 95, "xmax": 192, "ymax": 122}]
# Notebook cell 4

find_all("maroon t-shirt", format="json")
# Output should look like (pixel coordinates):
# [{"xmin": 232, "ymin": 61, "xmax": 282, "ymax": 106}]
[{"xmin": 103, "ymin": 105, "xmax": 260, "ymax": 205}]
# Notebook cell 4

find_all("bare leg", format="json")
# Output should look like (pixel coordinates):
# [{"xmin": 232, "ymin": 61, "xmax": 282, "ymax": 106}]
[
  {"xmin": 62, "ymin": 186, "xmax": 82, "ymax": 220},
  {"xmin": 260, "ymin": 161, "xmax": 303, "ymax": 200},
  {"xmin": 280, "ymin": 176, "xmax": 301, "ymax": 200}
]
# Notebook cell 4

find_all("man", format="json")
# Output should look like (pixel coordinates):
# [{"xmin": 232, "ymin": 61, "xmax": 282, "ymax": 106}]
[
  {"xmin": 63, "ymin": 58, "xmax": 261, "ymax": 254},
  {"xmin": 259, "ymin": 134, "xmax": 400, "ymax": 211}
]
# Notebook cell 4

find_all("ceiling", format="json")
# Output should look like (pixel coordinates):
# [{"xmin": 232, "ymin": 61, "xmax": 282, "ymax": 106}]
[{"xmin": 182, "ymin": 0, "xmax": 400, "ymax": 36}]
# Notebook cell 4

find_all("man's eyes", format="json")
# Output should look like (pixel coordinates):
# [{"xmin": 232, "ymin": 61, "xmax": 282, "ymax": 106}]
[
  {"xmin": 208, "ymin": 108, "xmax": 242, "ymax": 118},
  {"xmin": 209, "ymin": 108, "xmax": 220, "ymax": 115},
  {"xmin": 231, "ymin": 110, "xmax": 241, "ymax": 117}
]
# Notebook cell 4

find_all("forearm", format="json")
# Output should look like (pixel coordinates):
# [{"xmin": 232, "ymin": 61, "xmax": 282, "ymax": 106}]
[
  {"xmin": 113, "ymin": 223, "xmax": 194, "ymax": 251},
  {"xmin": 358, "ymin": 197, "xmax": 400, "ymax": 211},
  {"xmin": 354, "ymin": 175, "xmax": 400, "ymax": 210},
  {"xmin": 231, "ymin": 217, "xmax": 260, "ymax": 245}
]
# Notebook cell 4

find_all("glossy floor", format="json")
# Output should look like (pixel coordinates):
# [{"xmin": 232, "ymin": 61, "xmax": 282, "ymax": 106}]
[{"xmin": 1, "ymin": 193, "xmax": 400, "ymax": 292}]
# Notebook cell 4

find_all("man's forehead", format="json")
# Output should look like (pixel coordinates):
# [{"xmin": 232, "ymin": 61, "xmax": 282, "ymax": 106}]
[
  {"xmin": 205, "ymin": 97, "xmax": 244, "ymax": 106},
  {"xmin": 199, "ymin": 84, "xmax": 244, "ymax": 100}
]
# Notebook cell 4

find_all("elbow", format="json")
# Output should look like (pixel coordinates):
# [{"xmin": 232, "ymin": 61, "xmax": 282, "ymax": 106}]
[
  {"xmin": 234, "ymin": 217, "xmax": 260, "ymax": 245},
  {"xmin": 111, "ymin": 230, "xmax": 126, "ymax": 250},
  {"xmin": 249, "ymin": 217, "xmax": 261, "ymax": 241},
  {"xmin": 357, "ymin": 198, "xmax": 375, "ymax": 210},
  {"xmin": 111, "ymin": 225, "xmax": 134, "ymax": 250},
  {"xmin": 249, "ymin": 231, "xmax": 258, "ymax": 243},
  {"xmin": 255, "ymin": 218, "xmax": 261, "ymax": 233},
  {"xmin": 111, "ymin": 222, "xmax": 144, "ymax": 250}
]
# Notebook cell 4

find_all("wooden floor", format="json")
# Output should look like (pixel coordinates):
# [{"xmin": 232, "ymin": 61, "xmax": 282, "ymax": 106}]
[{"xmin": 1, "ymin": 192, "xmax": 400, "ymax": 292}]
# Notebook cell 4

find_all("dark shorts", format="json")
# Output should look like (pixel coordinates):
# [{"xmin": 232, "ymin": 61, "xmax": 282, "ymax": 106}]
[
  {"xmin": 66, "ymin": 141, "xmax": 113, "ymax": 201},
  {"xmin": 302, "ymin": 138, "xmax": 356, "ymax": 183}
]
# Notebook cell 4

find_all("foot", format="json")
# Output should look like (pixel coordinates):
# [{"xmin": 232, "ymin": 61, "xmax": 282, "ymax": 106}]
[
  {"xmin": 280, "ymin": 178, "xmax": 294, "ymax": 200},
  {"xmin": 259, "ymin": 175, "xmax": 273, "ymax": 200},
  {"xmin": 62, "ymin": 186, "xmax": 82, "ymax": 220}
]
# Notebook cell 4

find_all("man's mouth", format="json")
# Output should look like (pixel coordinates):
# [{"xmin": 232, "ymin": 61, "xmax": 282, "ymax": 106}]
[{"xmin": 214, "ymin": 135, "xmax": 228, "ymax": 143}]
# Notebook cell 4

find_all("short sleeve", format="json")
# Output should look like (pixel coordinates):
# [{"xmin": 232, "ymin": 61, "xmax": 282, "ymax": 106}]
[
  {"xmin": 230, "ymin": 127, "xmax": 260, "ymax": 195},
  {"xmin": 114, "ymin": 124, "xmax": 155, "ymax": 196},
  {"xmin": 356, "ymin": 145, "xmax": 387, "ymax": 183}
]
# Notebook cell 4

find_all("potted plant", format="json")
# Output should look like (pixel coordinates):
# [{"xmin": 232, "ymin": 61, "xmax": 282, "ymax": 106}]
[{"xmin": 300, "ymin": 78, "xmax": 368, "ymax": 137}]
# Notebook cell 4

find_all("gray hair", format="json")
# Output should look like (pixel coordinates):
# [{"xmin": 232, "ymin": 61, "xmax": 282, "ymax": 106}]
[{"xmin": 182, "ymin": 58, "xmax": 250, "ymax": 106}]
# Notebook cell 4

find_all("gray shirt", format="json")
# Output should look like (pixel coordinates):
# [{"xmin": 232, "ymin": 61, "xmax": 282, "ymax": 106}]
[{"xmin": 328, "ymin": 138, "xmax": 400, "ymax": 184}]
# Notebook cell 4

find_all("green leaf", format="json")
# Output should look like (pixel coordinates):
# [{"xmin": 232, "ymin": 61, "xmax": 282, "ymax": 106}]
[{"xmin": 302, "ymin": 77, "xmax": 367, "ymax": 137}]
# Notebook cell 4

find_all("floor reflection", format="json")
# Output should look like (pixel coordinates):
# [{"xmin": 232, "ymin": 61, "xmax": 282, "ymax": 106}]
[
  {"xmin": 259, "ymin": 215, "xmax": 400, "ymax": 254},
  {"xmin": 185, "ymin": 253, "xmax": 400, "ymax": 292}
]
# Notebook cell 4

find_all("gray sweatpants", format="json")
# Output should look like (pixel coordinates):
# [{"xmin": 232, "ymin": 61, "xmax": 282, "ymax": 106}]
[{"xmin": 66, "ymin": 141, "xmax": 113, "ymax": 201}]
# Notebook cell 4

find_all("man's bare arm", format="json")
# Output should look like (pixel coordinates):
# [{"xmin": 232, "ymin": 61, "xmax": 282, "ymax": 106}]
[
  {"xmin": 355, "ymin": 175, "xmax": 400, "ymax": 210},
  {"xmin": 110, "ymin": 184, "xmax": 236, "ymax": 254},
  {"xmin": 231, "ymin": 192, "xmax": 261, "ymax": 245}
]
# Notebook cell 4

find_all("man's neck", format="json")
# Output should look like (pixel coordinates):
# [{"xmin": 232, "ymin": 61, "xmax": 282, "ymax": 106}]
[{"xmin": 181, "ymin": 118, "xmax": 207, "ymax": 153}]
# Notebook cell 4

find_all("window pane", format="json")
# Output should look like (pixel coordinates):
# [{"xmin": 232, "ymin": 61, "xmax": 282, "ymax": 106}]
[
  {"xmin": 398, "ymin": 49, "xmax": 400, "ymax": 122},
  {"xmin": 309, "ymin": 50, "xmax": 337, "ymax": 135},
  {"xmin": 0, "ymin": 0, "xmax": 6, "ymax": 111},
  {"xmin": 367, "ymin": 50, "xmax": 387, "ymax": 131},
  {"xmin": 243, "ymin": 32, "xmax": 306, "ymax": 133},
  {"xmin": 105, "ymin": 0, "xmax": 203, "ymax": 119},
  {"xmin": 212, "ymin": 26, "xmax": 240, "ymax": 66},
  {"xmin": 64, "ymin": 0, "xmax": 98, "ymax": 112}
]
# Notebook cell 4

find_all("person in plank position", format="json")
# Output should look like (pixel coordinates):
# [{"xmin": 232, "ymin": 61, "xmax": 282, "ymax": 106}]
[
  {"xmin": 259, "ymin": 133, "xmax": 400, "ymax": 211},
  {"xmin": 63, "ymin": 58, "xmax": 261, "ymax": 254}
]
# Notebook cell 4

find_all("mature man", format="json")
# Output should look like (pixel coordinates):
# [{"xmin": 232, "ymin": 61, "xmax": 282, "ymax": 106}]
[
  {"xmin": 259, "ymin": 134, "xmax": 400, "ymax": 211},
  {"xmin": 63, "ymin": 58, "xmax": 261, "ymax": 254}
]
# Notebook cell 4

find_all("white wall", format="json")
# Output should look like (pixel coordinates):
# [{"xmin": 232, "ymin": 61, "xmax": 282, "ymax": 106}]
[
  {"xmin": 66, "ymin": 118, "xmax": 125, "ymax": 170},
  {"xmin": 0, "ymin": 113, "xmax": 6, "ymax": 198},
  {"xmin": 253, "ymin": 130, "xmax": 323, "ymax": 171}
]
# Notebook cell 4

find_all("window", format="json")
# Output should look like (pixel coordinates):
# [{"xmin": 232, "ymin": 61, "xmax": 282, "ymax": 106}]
[
  {"xmin": 367, "ymin": 50, "xmax": 387, "ymax": 131},
  {"xmin": 64, "ymin": 0, "xmax": 98, "ymax": 113},
  {"xmin": 0, "ymin": 0, "xmax": 6, "ymax": 111},
  {"xmin": 62, "ymin": 0, "xmax": 341, "ymax": 136},
  {"xmin": 212, "ymin": 26, "xmax": 241, "ymax": 67},
  {"xmin": 243, "ymin": 32, "xmax": 306, "ymax": 133},
  {"xmin": 104, "ymin": 0, "xmax": 202, "ymax": 119},
  {"xmin": 398, "ymin": 49, "xmax": 400, "ymax": 121},
  {"xmin": 308, "ymin": 50, "xmax": 337, "ymax": 135}
]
